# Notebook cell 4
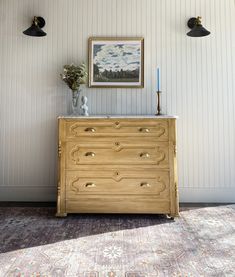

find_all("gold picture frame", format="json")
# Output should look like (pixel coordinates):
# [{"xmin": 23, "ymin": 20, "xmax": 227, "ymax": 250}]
[{"xmin": 88, "ymin": 37, "xmax": 144, "ymax": 88}]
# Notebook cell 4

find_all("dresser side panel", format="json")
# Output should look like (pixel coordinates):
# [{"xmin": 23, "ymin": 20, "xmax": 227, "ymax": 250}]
[
  {"xmin": 56, "ymin": 119, "xmax": 67, "ymax": 216},
  {"xmin": 168, "ymin": 119, "xmax": 179, "ymax": 217}
]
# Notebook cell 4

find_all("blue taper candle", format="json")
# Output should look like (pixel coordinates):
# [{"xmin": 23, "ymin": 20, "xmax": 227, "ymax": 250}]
[{"xmin": 157, "ymin": 67, "xmax": 160, "ymax": 91}]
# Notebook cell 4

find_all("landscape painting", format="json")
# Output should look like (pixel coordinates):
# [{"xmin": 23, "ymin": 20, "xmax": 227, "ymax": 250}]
[{"xmin": 89, "ymin": 37, "xmax": 144, "ymax": 88}]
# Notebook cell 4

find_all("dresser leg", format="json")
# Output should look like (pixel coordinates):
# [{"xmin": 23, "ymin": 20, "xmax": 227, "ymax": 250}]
[
  {"xmin": 167, "ymin": 214, "xmax": 175, "ymax": 220},
  {"xmin": 56, "ymin": 212, "xmax": 67, "ymax": 217}
]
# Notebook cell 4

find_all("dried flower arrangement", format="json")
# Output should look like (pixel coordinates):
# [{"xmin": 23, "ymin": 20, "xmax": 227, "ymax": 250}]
[{"xmin": 60, "ymin": 63, "xmax": 88, "ymax": 92}]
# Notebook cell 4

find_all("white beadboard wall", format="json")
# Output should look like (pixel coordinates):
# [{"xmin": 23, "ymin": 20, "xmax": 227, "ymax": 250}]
[{"xmin": 0, "ymin": 0, "xmax": 235, "ymax": 202}]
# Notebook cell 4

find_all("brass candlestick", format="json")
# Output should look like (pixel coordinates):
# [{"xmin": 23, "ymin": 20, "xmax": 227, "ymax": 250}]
[{"xmin": 156, "ymin": 90, "xmax": 162, "ymax": 115}]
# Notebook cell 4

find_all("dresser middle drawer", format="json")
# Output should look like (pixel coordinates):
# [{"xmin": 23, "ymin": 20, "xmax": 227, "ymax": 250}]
[{"xmin": 65, "ymin": 142, "xmax": 169, "ymax": 167}]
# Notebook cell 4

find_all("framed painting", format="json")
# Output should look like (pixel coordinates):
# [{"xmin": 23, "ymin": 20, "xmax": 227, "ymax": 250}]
[{"xmin": 88, "ymin": 37, "xmax": 144, "ymax": 88}]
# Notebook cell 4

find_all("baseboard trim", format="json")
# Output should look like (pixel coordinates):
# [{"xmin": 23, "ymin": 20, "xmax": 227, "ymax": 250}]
[
  {"xmin": 0, "ymin": 186, "xmax": 234, "ymax": 203},
  {"xmin": 0, "ymin": 186, "xmax": 56, "ymax": 201},
  {"xmin": 179, "ymin": 187, "xmax": 235, "ymax": 202}
]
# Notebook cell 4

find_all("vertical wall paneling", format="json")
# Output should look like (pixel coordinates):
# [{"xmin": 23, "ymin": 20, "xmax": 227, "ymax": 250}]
[{"xmin": 0, "ymin": 0, "xmax": 235, "ymax": 202}]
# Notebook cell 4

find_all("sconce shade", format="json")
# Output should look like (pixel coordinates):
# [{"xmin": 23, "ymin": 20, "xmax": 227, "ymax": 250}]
[
  {"xmin": 187, "ymin": 17, "xmax": 210, "ymax": 37},
  {"xmin": 23, "ymin": 16, "xmax": 47, "ymax": 37}
]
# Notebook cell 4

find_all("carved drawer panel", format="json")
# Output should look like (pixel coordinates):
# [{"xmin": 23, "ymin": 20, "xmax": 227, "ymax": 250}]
[
  {"xmin": 66, "ymin": 142, "xmax": 169, "ymax": 167},
  {"xmin": 64, "ymin": 119, "xmax": 169, "ymax": 140},
  {"xmin": 66, "ymin": 170, "xmax": 170, "ymax": 199}
]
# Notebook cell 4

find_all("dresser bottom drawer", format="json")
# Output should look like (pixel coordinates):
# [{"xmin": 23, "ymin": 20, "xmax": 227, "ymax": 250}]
[
  {"xmin": 66, "ymin": 170, "xmax": 170, "ymax": 198},
  {"xmin": 66, "ymin": 196, "xmax": 170, "ymax": 214}
]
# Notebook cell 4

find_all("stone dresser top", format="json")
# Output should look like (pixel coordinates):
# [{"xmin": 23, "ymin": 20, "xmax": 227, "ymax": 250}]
[{"xmin": 58, "ymin": 115, "xmax": 178, "ymax": 119}]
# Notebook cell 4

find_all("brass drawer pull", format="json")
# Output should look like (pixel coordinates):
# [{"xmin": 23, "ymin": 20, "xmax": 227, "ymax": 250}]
[
  {"xmin": 85, "ymin": 182, "xmax": 96, "ymax": 187},
  {"xmin": 84, "ymin": 127, "xmax": 96, "ymax": 132},
  {"xmin": 140, "ymin": 182, "xmax": 150, "ymax": 187},
  {"xmin": 85, "ymin": 152, "xmax": 95, "ymax": 157},
  {"xmin": 140, "ymin": 152, "xmax": 150, "ymax": 158},
  {"xmin": 139, "ymin": 128, "xmax": 150, "ymax": 133}
]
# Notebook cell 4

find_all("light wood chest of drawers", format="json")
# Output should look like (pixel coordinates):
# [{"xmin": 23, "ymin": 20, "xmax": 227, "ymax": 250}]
[{"xmin": 56, "ymin": 116, "xmax": 179, "ymax": 218}]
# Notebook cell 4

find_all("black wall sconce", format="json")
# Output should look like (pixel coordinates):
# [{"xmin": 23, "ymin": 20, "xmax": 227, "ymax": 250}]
[
  {"xmin": 23, "ymin": 16, "xmax": 47, "ymax": 37},
  {"xmin": 187, "ymin": 16, "xmax": 210, "ymax": 37}
]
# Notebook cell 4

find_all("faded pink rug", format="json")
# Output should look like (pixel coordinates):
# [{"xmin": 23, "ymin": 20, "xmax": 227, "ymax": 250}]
[{"xmin": 0, "ymin": 205, "xmax": 234, "ymax": 276}]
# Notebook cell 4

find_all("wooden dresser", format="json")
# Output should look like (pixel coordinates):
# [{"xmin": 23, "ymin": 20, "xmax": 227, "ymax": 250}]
[{"xmin": 56, "ymin": 116, "xmax": 179, "ymax": 218}]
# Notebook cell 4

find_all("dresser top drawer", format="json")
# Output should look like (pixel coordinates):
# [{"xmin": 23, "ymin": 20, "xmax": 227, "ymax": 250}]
[{"xmin": 60, "ymin": 118, "xmax": 170, "ymax": 140}]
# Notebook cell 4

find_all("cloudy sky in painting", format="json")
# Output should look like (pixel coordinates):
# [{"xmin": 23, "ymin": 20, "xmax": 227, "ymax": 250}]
[{"xmin": 93, "ymin": 43, "xmax": 141, "ymax": 72}]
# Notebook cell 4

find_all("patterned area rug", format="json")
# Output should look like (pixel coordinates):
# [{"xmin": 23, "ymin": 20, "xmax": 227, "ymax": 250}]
[{"xmin": 0, "ymin": 205, "xmax": 234, "ymax": 277}]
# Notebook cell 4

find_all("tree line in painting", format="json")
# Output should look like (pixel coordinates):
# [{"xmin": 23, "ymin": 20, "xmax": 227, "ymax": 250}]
[{"xmin": 93, "ymin": 64, "xmax": 139, "ymax": 82}]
